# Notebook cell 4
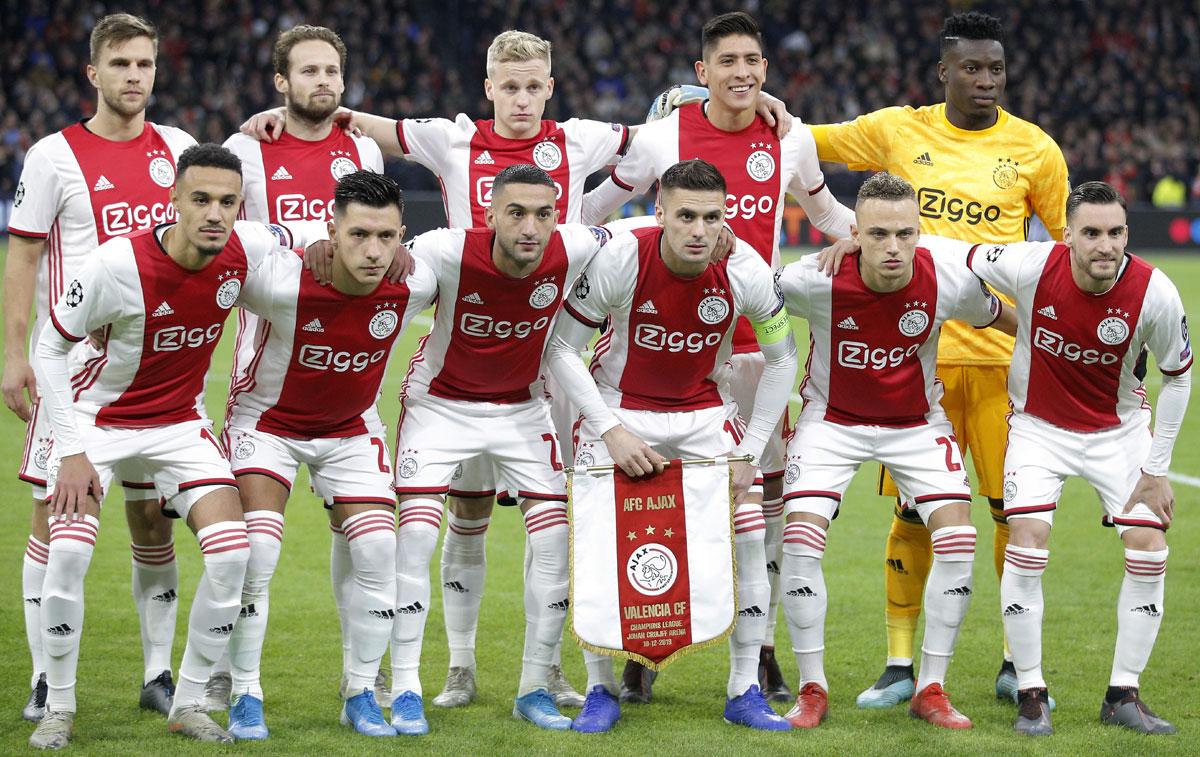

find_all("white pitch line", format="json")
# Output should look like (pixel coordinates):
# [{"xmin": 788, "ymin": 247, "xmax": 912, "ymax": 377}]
[{"xmin": 1168, "ymin": 471, "xmax": 1200, "ymax": 489}]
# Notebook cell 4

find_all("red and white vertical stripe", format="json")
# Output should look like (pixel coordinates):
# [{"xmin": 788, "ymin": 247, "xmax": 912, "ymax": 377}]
[
  {"xmin": 49, "ymin": 515, "xmax": 99, "ymax": 547},
  {"xmin": 1125, "ymin": 553, "xmax": 1167, "ymax": 578},
  {"xmin": 783, "ymin": 521, "xmax": 826, "ymax": 555},
  {"xmin": 198, "ymin": 523, "xmax": 250, "ymax": 555},
  {"xmin": 131, "ymin": 541, "xmax": 175, "ymax": 566},
  {"xmin": 931, "ymin": 528, "xmax": 977, "ymax": 557},
  {"xmin": 524, "ymin": 503, "xmax": 568, "ymax": 535},
  {"xmin": 733, "ymin": 502, "xmax": 766, "ymax": 534},
  {"xmin": 25, "ymin": 536, "xmax": 50, "ymax": 565},
  {"xmin": 343, "ymin": 510, "xmax": 396, "ymax": 541},
  {"xmin": 398, "ymin": 500, "xmax": 443, "ymax": 531}
]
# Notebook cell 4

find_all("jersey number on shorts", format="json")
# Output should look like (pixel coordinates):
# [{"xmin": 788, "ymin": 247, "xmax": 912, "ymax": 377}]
[{"xmin": 935, "ymin": 435, "xmax": 962, "ymax": 472}]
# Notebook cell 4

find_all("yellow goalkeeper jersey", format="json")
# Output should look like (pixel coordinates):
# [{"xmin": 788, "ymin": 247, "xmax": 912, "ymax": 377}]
[{"xmin": 810, "ymin": 103, "xmax": 1069, "ymax": 365}]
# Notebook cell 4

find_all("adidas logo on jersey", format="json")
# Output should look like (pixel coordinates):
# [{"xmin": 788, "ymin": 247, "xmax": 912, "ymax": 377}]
[
  {"xmin": 93, "ymin": 175, "xmax": 115, "ymax": 192},
  {"xmin": 837, "ymin": 316, "xmax": 860, "ymax": 330},
  {"xmin": 152, "ymin": 589, "xmax": 177, "ymax": 603},
  {"xmin": 461, "ymin": 292, "xmax": 484, "ymax": 305},
  {"xmin": 443, "ymin": 581, "xmax": 469, "ymax": 593},
  {"xmin": 1037, "ymin": 305, "xmax": 1058, "ymax": 320},
  {"xmin": 738, "ymin": 605, "xmax": 765, "ymax": 617},
  {"xmin": 208, "ymin": 623, "xmax": 235, "ymax": 635},
  {"xmin": 913, "ymin": 152, "xmax": 934, "ymax": 166},
  {"xmin": 1132, "ymin": 603, "xmax": 1161, "ymax": 617},
  {"xmin": 302, "ymin": 318, "xmax": 325, "ymax": 333},
  {"xmin": 46, "ymin": 624, "xmax": 74, "ymax": 636},
  {"xmin": 943, "ymin": 586, "xmax": 972, "ymax": 596},
  {"xmin": 636, "ymin": 299, "xmax": 659, "ymax": 315},
  {"xmin": 239, "ymin": 603, "xmax": 258, "ymax": 618},
  {"xmin": 368, "ymin": 608, "xmax": 396, "ymax": 619},
  {"xmin": 474, "ymin": 151, "xmax": 495, "ymax": 165},
  {"xmin": 1003, "ymin": 603, "xmax": 1028, "ymax": 617},
  {"xmin": 547, "ymin": 598, "xmax": 570, "ymax": 611},
  {"xmin": 152, "ymin": 301, "xmax": 175, "ymax": 317},
  {"xmin": 786, "ymin": 586, "xmax": 817, "ymax": 598},
  {"xmin": 271, "ymin": 165, "xmax": 293, "ymax": 181},
  {"xmin": 398, "ymin": 601, "xmax": 425, "ymax": 614}
]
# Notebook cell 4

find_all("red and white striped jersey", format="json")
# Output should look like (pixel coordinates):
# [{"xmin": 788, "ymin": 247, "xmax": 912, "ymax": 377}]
[
  {"xmin": 8, "ymin": 122, "xmax": 195, "ymax": 327},
  {"xmin": 223, "ymin": 129, "xmax": 384, "ymax": 224},
  {"xmin": 562, "ymin": 227, "xmax": 782, "ymax": 412},
  {"xmin": 779, "ymin": 236, "xmax": 1001, "ymax": 427},
  {"xmin": 605, "ymin": 103, "xmax": 853, "ymax": 352},
  {"xmin": 44, "ymin": 221, "xmax": 293, "ymax": 431},
  {"xmin": 226, "ymin": 253, "xmax": 436, "ymax": 439},
  {"xmin": 401, "ymin": 224, "xmax": 608, "ymax": 404},
  {"xmin": 967, "ymin": 241, "xmax": 1192, "ymax": 431},
  {"xmin": 397, "ymin": 115, "xmax": 629, "ymax": 226}
]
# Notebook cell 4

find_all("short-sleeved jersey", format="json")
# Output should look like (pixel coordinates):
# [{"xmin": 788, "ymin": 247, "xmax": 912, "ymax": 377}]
[
  {"xmin": 810, "ymin": 104, "xmax": 1069, "ymax": 366},
  {"xmin": 8, "ymin": 122, "xmax": 196, "ymax": 323},
  {"xmin": 967, "ymin": 241, "xmax": 1192, "ymax": 432},
  {"xmin": 609, "ymin": 102, "xmax": 848, "ymax": 352},
  {"xmin": 562, "ymin": 227, "xmax": 782, "ymax": 412},
  {"xmin": 226, "ymin": 252, "xmax": 436, "ymax": 439},
  {"xmin": 397, "ymin": 115, "xmax": 629, "ymax": 227},
  {"xmin": 223, "ymin": 130, "xmax": 384, "ymax": 224},
  {"xmin": 778, "ymin": 237, "xmax": 1000, "ymax": 427},
  {"xmin": 401, "ymin": 224, "xmax": 608, "ymax": 404},
  {"xmin": 46, "ymin": 221, "xmax": 291, "ymax": 428}
]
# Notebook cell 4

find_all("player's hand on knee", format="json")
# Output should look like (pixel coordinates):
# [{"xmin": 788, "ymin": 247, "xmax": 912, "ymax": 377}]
[
  {"xmin": 816, "ymin": 237, "xmax": 860, "ymax": 276},
  {"xmin": 303, "ymin": 240, "xmax": 336, "ymax": 284},
  {"xmin": 1, "ymin": 356, "xmax": 36, "ymax": 422},
  {"xmin": 729, "ymin": 459, "xmax": 756, "ymax": 500},
  {"xmin": 240, "ymin": 107, "xmax": 287, "ymax": 142},
  {"xmin": 756, "ymin": 91, "xmax": 793, "ymax": 138},
  {"xmin": 602, "ymin": 425, "xmax": 666, "ymax": 477},
  {"xmin": 385, "ymin": 242, "xmax": 415, "ymax": 283},
  {"xmin": 51, "ymin": 454, "xmax": 102, "ymax": 521},
  {"xmin": 1125, "ymin": 472, "xmax": 1174, "ymax": 528}
]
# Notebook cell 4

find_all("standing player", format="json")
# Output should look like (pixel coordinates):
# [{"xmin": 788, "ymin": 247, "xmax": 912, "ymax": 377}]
[
  {"xmin": 966, "ymin": 182, "xmax": 1190, "ymax": 736},
  {"xmin": 775, "ymin": 173, "xmax": 1013, "ymax": 730},
  {"xmin": 221, "ymin": 171, "xmax": 436, "ymax": 739},
  {"xmin": 581, "ymin": 11, "xmax": 854, "ymax": 703},
  {"xmin": 385, "ymin": 164, "xmax": 613, "ymax": 733},
  {"xmin": 808, "ymin": 11, "xmax": 1071, "ymax": 707},
  {"xmin": 215, "ymin": 23, "xmax": 387, "ymax": 715},
  {"xmin": 2, "ymin": 13, "xmax": 195, "ymax": 720},
  {"xmin": 28, "ymin": 144, "xmax": 316, "ymax": 748},
  {"xmin": 545, "ymin": 159, "xmax": 798, "ymax": 733}
]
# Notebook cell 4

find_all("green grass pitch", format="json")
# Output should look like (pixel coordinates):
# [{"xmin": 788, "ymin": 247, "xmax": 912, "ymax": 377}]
[{"xmin": 1, "ymin": 243, "xmax": 1198, "ymax": 754}]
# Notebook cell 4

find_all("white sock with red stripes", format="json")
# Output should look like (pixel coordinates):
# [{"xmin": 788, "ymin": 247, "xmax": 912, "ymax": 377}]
[
  {"xmin": 23, "ymin": 535, "xmax": 49, "ymax": 688},
  {"xmin": 42, "ymin": 515, "xmax": 100, "ymax": 713},
  {"xmin": 1000, "ymin": 544, "xmax": 1049, "ymax": 690},
  {"xmin": 1111, "ymin": 547, "xmax": 1168, "ymax": 688},
  {"xmin": 915, "ymin": 525, "xmax": 976, "ymax": 691},
  {"xmin": 781, "ymin": 520, "xmax": 828, "ymax": 691},
  {"xmin": 227, "ymin": 511, "xmax": 283, "ymax": 700},
  {"xmin": 329, "ymin": 521, "xmax": 354, "ymax": 676},
  {"xmin": 441, "ymin": 513, "xmax": 489, "ymax": 669},
  {"xmin": 131, "ymin": 539, "xmax": 178, "ymax": 683},
  {"xmin": 518, "ymin": 501, "xmax": 569, "ymax": 696},
  {"xmin": 762, "ymin": 497, "xmax": 784, "ymax": 650},
  {"xmin": 174, "ymin": 521, "xmax": 250, "ymax": 710},
  {"xmin": 343, "ymin": 510, "xmax": 397, "ymax": 695},
  {"xmin": 730, "ymin": 501, "xmax": 768, "ymax": 697},
  {"xmin": 392, "ymin": 499, "xmax": 442, "ymax": 697}
]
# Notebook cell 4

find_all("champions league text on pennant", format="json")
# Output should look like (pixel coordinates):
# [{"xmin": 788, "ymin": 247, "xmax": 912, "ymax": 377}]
[{"xmin": 569, "ymin": 460, "xmax": 736, "ymax": 670}]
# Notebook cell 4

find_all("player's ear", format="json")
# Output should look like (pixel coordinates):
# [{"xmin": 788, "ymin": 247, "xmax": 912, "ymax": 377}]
[
  {"xmin": 86, "ymin": 63, "xmax": 99, "ymax": 89},
  {"xmin": 937, "ymin": 61, "xmax": 947, "ymax": 83},
  {"xmin": 654, "ymin": 200, "xmax": 665, "ymax": 226},
  {"xmin": 274, "ymin": 72, "xmax": 288, "ymax": 97},
  {"xmin": 849, "ymin": 222, "xmax": 859, "ymax": 242},
  {"xmin": 484, "ymin": 205, "xmax": 496, "ymax": 230},
  {"xmin": 694, "ymin": 60, "xmax": 708, "ymax": 86},
  {"xmin": 545, "ymin": 76, "xmax": 554, "ymax": 99},
  {"xmin": 483, "ymin": 78, "xmax": 495, "ymax": 102},
  {"xmin": 327, "ymin": 219, "xmax": 337, "ymax": 245},
  {"xmin": 398, "ymin": 224, "xmax": 407, "ymax": 243}
]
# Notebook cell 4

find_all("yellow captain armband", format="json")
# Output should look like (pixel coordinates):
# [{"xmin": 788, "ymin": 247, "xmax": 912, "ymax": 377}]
[{"xmin": 752, "ymin": 308, "xmax": 791, "ymax": 346}]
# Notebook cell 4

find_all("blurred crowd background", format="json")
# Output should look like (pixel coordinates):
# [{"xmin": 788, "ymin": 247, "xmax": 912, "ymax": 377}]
[{"xmin": 3, "ymin": 0, "xmax": 1199, "ymax": 218}]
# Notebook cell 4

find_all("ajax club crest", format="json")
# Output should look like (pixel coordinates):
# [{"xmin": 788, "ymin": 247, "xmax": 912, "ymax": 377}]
[
  {"xmin": 369, "ymin": 309, "xmax": 399, "ymax": 339},
  {"xmin": 216, "ymin": 272, "xmax": 241, "ymax": 309},
  {"xmin": 529, "ymin": 279, "xmax": 560, "ymax": 309},
  {"xmin": 532, "ymin": 140, "xmax": 563, "ymax": 171},
  {"xmin": 898, "ymin": 303, "xmax": 930, "ymax": 337},
  {"xmin": 330, "ymin": 150, "xmax": 357, "ymax": 180},
  {"xmin": 746, "ymin": 146, "xmax": 776, "ymax": 182},
  {"xmin": 148, "ymin": 150, "xmax": 175, "ymax": 188},
  {"xmin": 1097, "ymin": 312, "xmax": 1130, "ymax": 345},
  {"xmin": 697, "ymin": 290, "xmax": 730, "ymax": 325},
  {"xmin": 626, "ymin": 543, "xmax": 678, "ymax": 596}
]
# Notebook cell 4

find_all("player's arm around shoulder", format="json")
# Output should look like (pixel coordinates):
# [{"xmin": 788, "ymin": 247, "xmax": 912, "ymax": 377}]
[{"xmin": 809, "ymin": 105, "xmax": 907, "ymax": 168}]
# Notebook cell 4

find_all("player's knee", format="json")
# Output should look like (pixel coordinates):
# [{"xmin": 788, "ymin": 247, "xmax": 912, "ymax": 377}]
[
  {"xmin": 1006, "ymin": 516, "xmax": 1050, "ymax": 549},
  {"xmin": 1121, "ymin": 526, "xmax": 1166, "ymax": 552},
  {"xmin": 447, "ymin": 494, "xmax": 493, "ymax": 519}
]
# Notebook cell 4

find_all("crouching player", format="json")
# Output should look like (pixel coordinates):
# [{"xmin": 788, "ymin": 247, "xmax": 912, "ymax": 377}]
[
  {"xmin": 774, "ymin": 172, "xmax": 1015, "ymax": 730},
  {"xmin": 546, "ymin": 159, "xmax": 798, "ymax": 732},
  {"xmin": 218, "ymin": 171, "xmax": 435, "ymax": 738}
]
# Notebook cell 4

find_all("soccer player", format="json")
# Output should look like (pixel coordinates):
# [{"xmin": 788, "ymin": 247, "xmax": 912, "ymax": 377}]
[
  {"xmin": 386, "ymin": 163, "xmax": 618, "ymax": 732},
  {"xmin": 775, "ymin": 173, "xmax": 1014, "ymax": 730},
  {"xmin": 581, "ymin": 11, "xmax": 854, "ymax": 703},
  {"xmin": 546, "ymin": 159, "xmax": 799, "ymax": 733},
  {"xmin": 3, "ymin": 13, "xmax": 195, "ymax": 720},
  {"xmin": 807, "ymin": 11, "xmax": 1070, "ymax": 707},
  {"xmin": 219, "ymin": 171, "xmax": 434, "ymax": 739},
  {"xmin": 28, "ymin": 143, "xmax": 319, "ymax": 748},
  {"xmin": 965, "ymin": 182, "xmax": 1190, "ymax": 736},
  {"xmin": 216, "ymin": 23, "xmax": 388, "ymax": 715}
]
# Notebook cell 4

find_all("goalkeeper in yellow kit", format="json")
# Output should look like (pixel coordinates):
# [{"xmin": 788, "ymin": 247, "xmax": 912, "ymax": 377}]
[{"xmin": 809, "ymin": 11, "xmax": 1069, "ymax": 708}]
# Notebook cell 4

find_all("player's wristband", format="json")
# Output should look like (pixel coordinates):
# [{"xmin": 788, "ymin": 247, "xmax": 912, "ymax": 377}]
[{"xmin": 752, "ymin": 308, "xmax": 791, "ymax": 346}]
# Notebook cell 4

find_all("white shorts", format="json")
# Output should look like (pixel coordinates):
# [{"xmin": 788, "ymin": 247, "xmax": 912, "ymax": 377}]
[
  {"xmin": 727, "ymin": 351, "xmax": 788, "ymax": 479},
  {"xmin": 224, "ymin": 424, "xmax": 395, "ymax": 509},
  {"xmin": 395, "ymin": 396, "xmax": 566, "ymax": 502},
  {"xmin": 46, "ymin": 419, "xmax": 235, "ymax": 522},
  {"xmin": 783, "ymin": 405, "xmax": 972, "ymax": 524},
  {"xmin": 574, "ymin": 404, "xmax": 761, "ymax": 496},
  {"xmin": 1003, "ymin": 413, "xmax": 1160, "ymax": 535}
]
